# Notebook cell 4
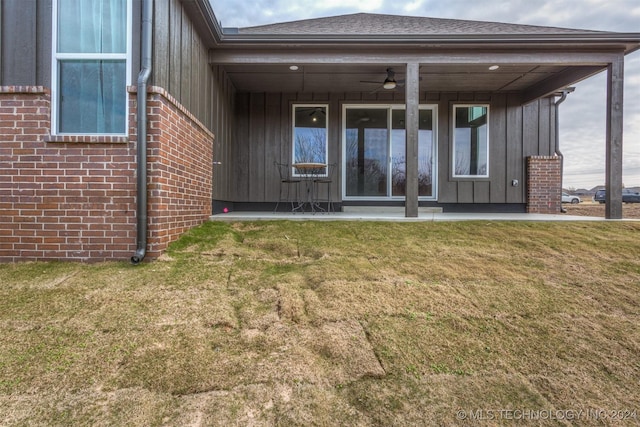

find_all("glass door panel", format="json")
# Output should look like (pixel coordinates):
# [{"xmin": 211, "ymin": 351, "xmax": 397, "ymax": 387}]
[
  {"xmin": 418, "ymin": 109, "xmax": 434, "ymax": 197},
  {"xmin": 345, "ymin": 108, "xmax": 389, "ymax": 197},
  {"xmin": 391, "ymin": 110, "xmax": 406, "ymax": 197},
  {"xmin": 390, "ymin": 109, "xmax": 434, "ymax": 197},
  {"xmin": 344, "ymin": 106, "xmax": 435, "ymax": 200}
]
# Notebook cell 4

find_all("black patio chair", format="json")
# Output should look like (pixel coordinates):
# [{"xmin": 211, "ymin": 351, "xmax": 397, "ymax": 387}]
[
  {"xmin": 313, "ymin": 162, "xmax": 336, "ymax": 213},
  {"xmin": 274, "ymin": 161, "xmax": 301, "ymax": 212}
]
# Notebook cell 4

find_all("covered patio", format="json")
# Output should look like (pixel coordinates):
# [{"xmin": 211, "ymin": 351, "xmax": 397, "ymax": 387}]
[{"xmin": 202, "ymin": 12, "xmax": 640, "ymax": 219}]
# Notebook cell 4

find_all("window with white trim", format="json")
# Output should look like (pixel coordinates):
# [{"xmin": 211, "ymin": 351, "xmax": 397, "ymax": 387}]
[
  {"xmin": 453, "ymin": 105, "xmax": 489, "ymax": 177},
  {"xmin": 292, "ymin": 105, "xmax": 328, "ymax": 175},
  {"xmin": 52, "ymin": 0, "xmax": 131, "ymax": 135}
]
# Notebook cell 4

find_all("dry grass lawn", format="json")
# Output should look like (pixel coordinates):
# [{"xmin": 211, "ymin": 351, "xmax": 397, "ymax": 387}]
[
  {"xmin": 1, "ymin": 220, "xmax": 639, "ymax": 426},
  {"xmin": 563, "ymin": 201, "xmax": 640, "ymax": 219}
]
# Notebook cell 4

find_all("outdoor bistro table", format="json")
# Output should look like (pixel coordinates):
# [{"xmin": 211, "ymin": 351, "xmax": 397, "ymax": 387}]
[{"xmin": 292, "ymin": 162, "xmax": 327, "ymax": 213}]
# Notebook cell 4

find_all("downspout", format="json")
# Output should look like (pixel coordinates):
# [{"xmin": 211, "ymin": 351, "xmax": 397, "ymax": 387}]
[
  {"xmin": 553, "ymin": 87, "xmax": 574, "ymax": 214},
  {"xmin": 131, "ymin": 0, "xmax": 153, "ymax": 264}
]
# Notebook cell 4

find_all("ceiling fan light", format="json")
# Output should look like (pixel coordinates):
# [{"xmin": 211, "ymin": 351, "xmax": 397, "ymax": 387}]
[{"xmin": 383, "ymin": 79, "xmax": 396, "ymax": 90}]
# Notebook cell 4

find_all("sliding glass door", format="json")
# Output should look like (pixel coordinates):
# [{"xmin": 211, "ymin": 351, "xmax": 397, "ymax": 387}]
[
  {"xmin": 344, "ymin": 108, "xmax": 388, "ymax": 197},
  {"xmin": 343, "ymin": 105, "xmax": 436, "ymax": 200}
]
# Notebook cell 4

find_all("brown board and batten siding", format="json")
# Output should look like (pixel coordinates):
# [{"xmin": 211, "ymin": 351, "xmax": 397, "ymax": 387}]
[
  {"xmin": 153, "ymin": 0, "xmax": 237, "ymax": 203},
  {"xmin": 0, "ymin": 0, "xmax": 51, "ymax": 86},
  {"xmin": 211, "ymin": 65, "xmax": 236, "ymax": 202},
  {"xmin": 223, "ymin": 89, "xmax": 556, "ymax": 206},
  {"xmin": 152, "ymin": 0, "xmax": 220, "ymax": 132}
]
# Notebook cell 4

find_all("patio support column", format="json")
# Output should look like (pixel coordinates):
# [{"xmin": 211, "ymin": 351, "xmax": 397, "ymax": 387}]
[
  {"xmin": 405, "ymin": 62, "xmax": 420, "ymax": 217},
  {"xmin": 605, "ymin": 54, "xmax": 624, "ymax": 219}
]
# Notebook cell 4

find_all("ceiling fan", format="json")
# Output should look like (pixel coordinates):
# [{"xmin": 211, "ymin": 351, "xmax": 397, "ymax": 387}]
[
  {"xmin": 360, "ymin": 68, "xmax": 421, "ymax": 92},
  {"xmin": 360, "ymin": 68, "xmax": 401, "ymax": 91}
]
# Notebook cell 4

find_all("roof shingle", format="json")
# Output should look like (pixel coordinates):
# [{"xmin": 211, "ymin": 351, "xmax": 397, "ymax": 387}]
[{"xmin": 236, "ymin": 13, "xmax": 602, "ymax": 36}]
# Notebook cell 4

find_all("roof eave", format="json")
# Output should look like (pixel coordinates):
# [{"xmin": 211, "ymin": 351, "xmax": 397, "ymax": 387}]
[
  {"xmin": 182, "ymin": 0, "xmax": 225, "ymax": 46},
  {"xmin": 188, "ymin": 3, "xmax": 640, "ymax": 55},
  {"xmin": 216, "ymin": 32, "xmax": 640, "ymax": 51}
]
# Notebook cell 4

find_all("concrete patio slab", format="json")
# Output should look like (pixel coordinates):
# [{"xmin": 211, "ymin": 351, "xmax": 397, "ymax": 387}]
[{"xmin": 209, "ymin": 211, "xmax": 626, "ymax": 222}]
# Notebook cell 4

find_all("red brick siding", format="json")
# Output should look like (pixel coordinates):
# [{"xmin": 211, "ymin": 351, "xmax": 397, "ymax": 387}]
[
  {"xmin": 142, "ymin": 87, "xmax": 214, "ymax": 259},
  {"xmin": 527, "ymin": 156, "xmax": 562, "ymax": 214},
  {"xmin": 0, "ymin": 86, "xmax": 213, "ymax": 262}
]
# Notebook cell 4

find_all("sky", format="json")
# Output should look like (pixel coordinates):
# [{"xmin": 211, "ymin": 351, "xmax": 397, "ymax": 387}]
[{"xmin": 210, "ymin": 0, "xmax": 640, "ymax": 190}]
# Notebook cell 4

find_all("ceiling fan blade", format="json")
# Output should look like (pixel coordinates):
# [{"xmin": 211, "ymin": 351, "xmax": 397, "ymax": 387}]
[{"xmin": 360, "ymin": 80, "xmax": 382, "ymax": 84}]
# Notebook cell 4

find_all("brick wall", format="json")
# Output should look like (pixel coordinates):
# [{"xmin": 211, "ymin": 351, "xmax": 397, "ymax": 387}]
[
  {"xmin": 144, "ymin": 87, "xmax": 214, "ymax": 259},
  {"xmin": 527, "ymin": 156, "xmax": 562, "ymax": 214},
  {"xmin": 0, "ymin": 86, "xmax": 213, "ymax": 262}
]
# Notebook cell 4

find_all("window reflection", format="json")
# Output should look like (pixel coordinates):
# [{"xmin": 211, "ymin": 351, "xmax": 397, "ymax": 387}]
[
  {"xmin": 293, "ymin": 106, "xmax": 328, "ymax": 169},
  {"xmin": 453, "ymin": 106, "xmax": 489, "ymax": 177},
  {"xmin": 345, "ymin": 108, "xmax": 388, "ymax": 197}
]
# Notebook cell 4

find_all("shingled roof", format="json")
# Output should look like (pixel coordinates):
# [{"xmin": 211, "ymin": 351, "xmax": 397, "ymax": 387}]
[{"xmin": 235, "ymin": 13, "xmax": 602, "ymax": 36}]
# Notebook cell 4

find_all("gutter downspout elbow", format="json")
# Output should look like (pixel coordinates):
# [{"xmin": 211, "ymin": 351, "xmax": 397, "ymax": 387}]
[{"xmin": 131, "ymin": 0, "xmax": 153, "ymax": 265}]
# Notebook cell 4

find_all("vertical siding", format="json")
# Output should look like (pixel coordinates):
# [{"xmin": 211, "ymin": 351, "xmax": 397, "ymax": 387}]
[
  {"xmin": 223, "ymin": 91, "xmax": 557, "ymax": 205},
  {"xmin": 437, "ymin": 93, "xmax": 458, "ymax": 203},
  {"xmin": 506, "ymin": 93, "xmax": 525, "ymax": 203},
  {"xmin": 168, "ymin": 0, "xmax": 182, "ymax": 100},
  {"xmin": 211, "ymin": 66, "xmax": 236, "ymax": 201},
  {"xmin": 538, "ymin": 98, "xmax": 553, "ymax": 155},
  {"xmin": 2, "ymin": 0, "xmax": 37, "ymax": 84},
  {"xmin": 523, "ymin": 100, "xmax": 540, "ymax": 158},
  {"xmin": 489, "ymin": 93, "xmax": 507, "ymax": 203},
  {"xmin": 248, "ymin": 93, "xmax": 266, "ymax": 202},
  {"xmin": 234, "ymin": 92, "xmax": 250, "ymax": 201},
  {"xmin": 0, "ymin": 4, "xmax": 2, "ymax": 82},
  {"xmin": 153, "ymin": 0, "xmax": 170, "ymax": 90},
  {"xmin": 151, "ymin": 0, "xmax": 217, "ymax": 130},
  {"xmin": 36, "ymin": 0, "xmax": 52, "ymax": 87},
  {"xmin": 264, "ymin": 93, "xmax": 283, "ymax": 202},
  {"xmin": 0, "ymin": 3, "xmax": 2, "ymax": 81},
  {"xmin": 179, "ymin": 11, "xmax": 191, "ymax": 108}
]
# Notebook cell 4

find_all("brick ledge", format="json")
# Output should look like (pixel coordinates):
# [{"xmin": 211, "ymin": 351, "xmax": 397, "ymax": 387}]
[
  {"xmin": 0, "ymin": 86, "xmax": 49, "ymax": 94},
  {"xmin": 128, "ymin": 85, "xmax": 215, "ymax": 140},
  {"xmin": 45, "ymin": 135, "xmax": 130, "ymax": 144}
]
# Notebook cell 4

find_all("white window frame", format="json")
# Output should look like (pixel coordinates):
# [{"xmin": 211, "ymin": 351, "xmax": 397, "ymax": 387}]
[
  {"xmin": 452, "ymin": 104, "xmax": 490, "ymax": 178},
  {"xmin": 51, "ymin": 0, "xmax": 132, "ymax": 136},
  {"xmin": 341, "ymin": 103, "xmax": 438, "ymax": 201},
  {"xmin": 291, "ymin": 104, "xmax": 329, "ymax": 177}
]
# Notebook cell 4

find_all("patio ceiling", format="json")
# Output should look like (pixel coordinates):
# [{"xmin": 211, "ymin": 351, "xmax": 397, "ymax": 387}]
[{"xmin": 221, "ymin": 63, "xmax": 605, "ymax": 96}]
